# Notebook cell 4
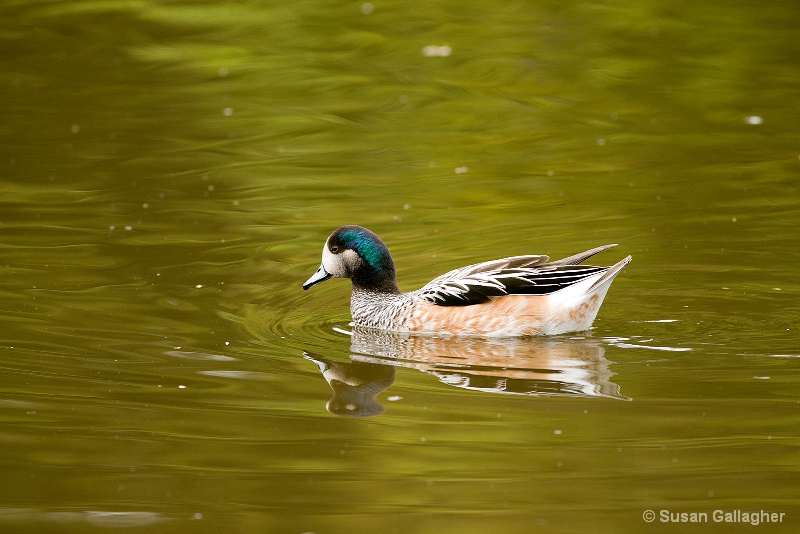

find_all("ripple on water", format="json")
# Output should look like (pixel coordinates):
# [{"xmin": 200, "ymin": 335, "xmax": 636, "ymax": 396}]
[
  {"xmin": 239, "ymin": 279, "xmax": 352, "ymax": 354},
  {"xmin": 197, "ymin": 370, "xmax": 274, "ymax": 381},
  {"xmin": 164, "ymin": 350, "xmax": 238, "ymax": 361},
  {"xmin": 0, "ymin": 508, "xmax": 172, "ymax": 528}
]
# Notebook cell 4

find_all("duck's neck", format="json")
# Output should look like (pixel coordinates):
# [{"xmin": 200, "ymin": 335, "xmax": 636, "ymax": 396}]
[{"xmin": 351, "ymin": 265, "xmax": 401, "ymax": 295}]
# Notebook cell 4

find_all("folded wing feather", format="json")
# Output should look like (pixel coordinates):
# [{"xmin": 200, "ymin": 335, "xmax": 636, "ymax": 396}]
[{"xmin": 418, "ymin": 248, "xmax": 616, "ymax": 306}]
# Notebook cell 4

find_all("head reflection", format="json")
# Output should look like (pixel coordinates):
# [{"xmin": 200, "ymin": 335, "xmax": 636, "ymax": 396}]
[{"xmin": 305, "ymin": 353, "xmax": 395, "ymax": 417}]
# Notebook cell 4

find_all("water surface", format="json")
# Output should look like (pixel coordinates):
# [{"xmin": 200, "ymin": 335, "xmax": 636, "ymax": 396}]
[{"xmin": 1, "ymin": 0, "xmax": 799, "ymax": 532}]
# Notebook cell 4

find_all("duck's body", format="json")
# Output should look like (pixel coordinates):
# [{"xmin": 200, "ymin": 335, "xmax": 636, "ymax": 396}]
[{"xmin": 303, "ymin": 225, "xmax": 631, "ymax": 337}]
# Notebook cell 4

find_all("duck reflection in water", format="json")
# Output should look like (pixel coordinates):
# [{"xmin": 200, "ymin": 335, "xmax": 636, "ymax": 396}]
[
  {"xmin": 306, "ymin": 327, "xmax": 628, "ymax": 417},
  {"xmin": 305, "ymin": 353, "xmax": 396, "ymax": 417}
]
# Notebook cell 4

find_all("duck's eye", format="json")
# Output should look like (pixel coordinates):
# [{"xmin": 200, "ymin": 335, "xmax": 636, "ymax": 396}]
[{"xmin": 330, "ymin": 245, "xmax": 340, "ymax": 253}]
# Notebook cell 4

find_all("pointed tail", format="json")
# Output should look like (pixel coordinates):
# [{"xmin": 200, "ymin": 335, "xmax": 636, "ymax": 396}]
[
  {"xmin": 549, "ymin": 244, "xmax": 619, "ymax": 266},
  {"xmin": 588, "ymin": 255, "xmax": 632, "ymax": 293}
]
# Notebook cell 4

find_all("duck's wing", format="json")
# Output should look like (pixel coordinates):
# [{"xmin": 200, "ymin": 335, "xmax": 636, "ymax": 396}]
[
  {"xmin": 416, "ymin": 253, "xmax": 604, "ymax": 306},
  {"xmin": 416, "ymin": 255, "xmax": 546, "ymax": 306}
]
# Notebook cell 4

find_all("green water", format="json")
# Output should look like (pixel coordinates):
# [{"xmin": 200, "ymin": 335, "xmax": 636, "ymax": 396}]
[{"xmin": 2, "ymin": 0, "xmax": 799, "ymax": 532}]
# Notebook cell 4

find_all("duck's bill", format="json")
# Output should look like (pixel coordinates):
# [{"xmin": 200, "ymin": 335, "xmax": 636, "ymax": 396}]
[{"xmin": 303, "ymin": 264, "xmax": 332, "ymax": 290}]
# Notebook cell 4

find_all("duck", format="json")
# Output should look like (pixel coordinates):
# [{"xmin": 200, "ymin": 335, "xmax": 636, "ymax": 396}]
[{"xmin": 302, "ymin": 225, "xmax": 631, "ymax": 337}]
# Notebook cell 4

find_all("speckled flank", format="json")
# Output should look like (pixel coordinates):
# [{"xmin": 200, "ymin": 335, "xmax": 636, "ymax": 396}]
[{"xmin": 350, "ymin": 288, "xmax": 414, "ymax": 331}]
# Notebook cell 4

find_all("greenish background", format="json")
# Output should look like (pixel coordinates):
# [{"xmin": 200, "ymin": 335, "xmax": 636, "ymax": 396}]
[{"xmin": 1, "ymin": 0, "xmax": 799, "ymax": 532}]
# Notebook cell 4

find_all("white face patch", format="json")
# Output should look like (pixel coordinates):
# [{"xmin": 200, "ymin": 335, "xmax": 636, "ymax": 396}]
[
  {"xmin": 321, "ymin": 240, "xmax": 362, "ymax": 278},
  {"xmin": 321, "ymin": 245, "xmax": 339, "ymax": 276}
]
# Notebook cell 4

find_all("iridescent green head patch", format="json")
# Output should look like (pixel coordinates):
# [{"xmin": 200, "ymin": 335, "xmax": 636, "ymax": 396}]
[
  {"xmin": 331, "ymin": 226, "xmax": 393, "ymax": 273},
  {"xmin": 341, "ymin": 230, "xmax": 386, "ymax": 270}
]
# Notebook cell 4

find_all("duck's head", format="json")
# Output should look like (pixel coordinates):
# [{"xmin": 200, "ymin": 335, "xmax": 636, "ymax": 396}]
[{"xmin": 302, "ymin": 225, "xmax": 399, "ymax": 293}]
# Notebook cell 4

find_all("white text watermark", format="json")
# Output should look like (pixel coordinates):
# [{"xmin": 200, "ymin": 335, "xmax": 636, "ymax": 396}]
[{"xmin": 643, "ymin": 509, "xmax": 786, "ymax": 526}]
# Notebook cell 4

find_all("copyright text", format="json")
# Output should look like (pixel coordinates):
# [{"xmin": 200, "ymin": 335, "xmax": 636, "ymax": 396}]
[{"xmin": 643, "ymin": 509, "xmax": 786, "ymax": 525}]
